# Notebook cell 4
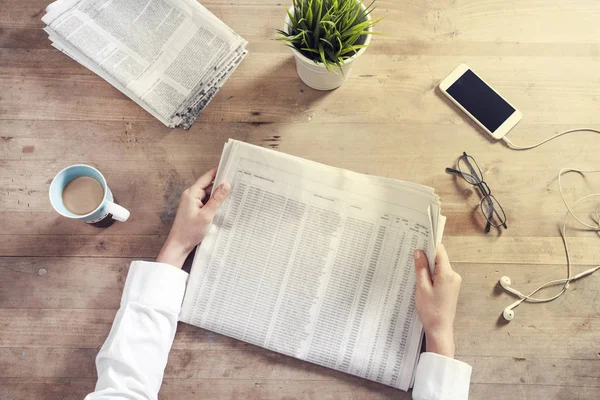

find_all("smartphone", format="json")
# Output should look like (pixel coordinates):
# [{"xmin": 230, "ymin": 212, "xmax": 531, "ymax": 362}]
[{"xmin": 439, "ymin": 64, "xmax": 522, "ymax": 140}]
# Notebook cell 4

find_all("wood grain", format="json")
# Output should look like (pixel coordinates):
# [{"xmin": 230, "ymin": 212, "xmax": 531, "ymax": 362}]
[{"xmin": 2, "ymin": 0, "xmax": 600, "ymax": 398}]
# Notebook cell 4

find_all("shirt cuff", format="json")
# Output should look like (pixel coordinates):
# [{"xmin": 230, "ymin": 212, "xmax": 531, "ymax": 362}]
[
  {"xmin": 121, "ymin": 261, "xmax": 189, "ymax": 315},
  {"xmin": 412, "ymin": 352, "xmax": 472, "ymax": 400}
]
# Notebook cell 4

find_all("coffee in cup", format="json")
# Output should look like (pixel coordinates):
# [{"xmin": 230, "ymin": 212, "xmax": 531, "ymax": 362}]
[
  {"xmin": 62, "ymin": 176, "xmax": 105, "ymax": 215},
  {"xmin": 49, "ymin": 164, "xmax": 130, "ymax": 227}
]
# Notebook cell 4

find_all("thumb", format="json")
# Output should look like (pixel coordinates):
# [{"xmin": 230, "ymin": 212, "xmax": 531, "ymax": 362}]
[
  {"xmin": 414, "ymin": 250, "xmax": 433, "ymax": 291},
  {"xmin": 202, "ymin": 183, "xmax": 230, "ymax": 219}
]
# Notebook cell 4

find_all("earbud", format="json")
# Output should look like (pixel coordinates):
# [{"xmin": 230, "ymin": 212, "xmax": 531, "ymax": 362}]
[
  {"xmin": 502, "ymin": 300, "xmax": 522, "ymax": 322},
  {"xmin": 499, "ymin": 276, "xmax": 525, "ymax": 298}
]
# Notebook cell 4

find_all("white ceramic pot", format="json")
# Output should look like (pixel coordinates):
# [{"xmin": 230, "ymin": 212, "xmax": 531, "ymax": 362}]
[{"xmin": 283, "ymin": 3, "xmax": 372, "ymax": 91}]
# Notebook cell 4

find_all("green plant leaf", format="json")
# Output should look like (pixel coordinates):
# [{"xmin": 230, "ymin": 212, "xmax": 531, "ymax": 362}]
[
  {"xmin": 314, "ymin": 0, "xmax": 323, "ymax": 41},
  {"xmin": 339, "ymin": 44, "xmax": 368, "ymax": 55},
  {"xmin": 285, "ymin": 8, "xmax": 297, "ymax": 29},
  {"xmin": 318, "ymin": 44, "xmax": 327, "ymax": 64},
  {"xmin": 300, "ymin": 47, "xmax": 320, "ymax": 53},
  {"xmin": 320, "ymin": 37, "xmax": 334, "ymax": 47},
  {"xmin": 276, "ymin": 0, "xmax": 383, "ymax": 65}
]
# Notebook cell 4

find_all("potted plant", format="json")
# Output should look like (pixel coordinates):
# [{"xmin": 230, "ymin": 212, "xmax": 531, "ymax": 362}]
[{"xmin": 277, "ymin": 0, "xmax": 381, "ymax": 90}]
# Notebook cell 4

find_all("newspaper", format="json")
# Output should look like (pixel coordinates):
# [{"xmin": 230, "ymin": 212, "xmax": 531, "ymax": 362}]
[
  {"xmin": 41, "ymin": 0, "xmax": 247, "ymax": 129},
  {"xmin": 180, "ymin": 140, "xmax": 446, "ymax": 391}
]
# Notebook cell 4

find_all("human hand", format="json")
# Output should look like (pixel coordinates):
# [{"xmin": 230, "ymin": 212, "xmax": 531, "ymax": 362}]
[
  {"xmin": 413, "ymin": 244, "xmax": 462, "ymax": 358},
  {"xmin": 156, "ymin": 166, "xmax": 230, "ymax": 269}
]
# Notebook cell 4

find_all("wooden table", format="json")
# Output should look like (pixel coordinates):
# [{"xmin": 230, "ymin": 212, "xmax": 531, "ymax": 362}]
[{"xmin": 2, "ymin": 0, "xmax": 600, "ymax": 399}]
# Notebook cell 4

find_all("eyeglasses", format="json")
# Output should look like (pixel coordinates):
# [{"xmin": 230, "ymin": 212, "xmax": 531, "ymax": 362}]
[{"xmin": 446, "ymin": 152, "xmax": 507, "ymax": 234}]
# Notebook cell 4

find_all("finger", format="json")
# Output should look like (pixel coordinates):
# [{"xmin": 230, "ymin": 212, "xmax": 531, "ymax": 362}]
[
  {"xmin": 201, "ymin": 183, "xmax": 231, "ymax": 219},
  {"xmin": 433, "ymin": 243, "xmax": 453, "ymax": 276},
  {"xmin": 414, "ymin": 250, "xmax": 433, "ymax": 291},
  {"xmin": 191, "ymin": 166, "xmax": 218, "ymax": 192}
]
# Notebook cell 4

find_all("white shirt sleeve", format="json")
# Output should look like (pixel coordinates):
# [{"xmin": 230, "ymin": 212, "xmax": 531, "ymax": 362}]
[
  {"xmin": 85, "ymin": 261, "xmax": 188, "ymax": 400},
  {"xmin": 412, "ymin": 352, "xmax": 472, "ymax": 400}
]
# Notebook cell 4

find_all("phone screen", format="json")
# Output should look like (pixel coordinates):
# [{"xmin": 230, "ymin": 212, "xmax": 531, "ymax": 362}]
[{"xmin": 446, "ymin": 69, "xmax": 516, "ymax": 133}]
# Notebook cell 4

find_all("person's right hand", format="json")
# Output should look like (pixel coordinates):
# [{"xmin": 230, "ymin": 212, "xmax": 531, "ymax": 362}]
[
  {"xmin": 156, "ymin": 166, "xmax": 230, "ymax": 269},
  {"xmin": 413, "ymin": 244, "xmax": 462, "ymax": 358}
]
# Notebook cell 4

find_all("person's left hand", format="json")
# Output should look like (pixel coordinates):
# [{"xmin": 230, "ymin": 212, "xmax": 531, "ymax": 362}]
[{"xmin": 156, "ymin": 166, "xmax": 230, "ymax": 268}]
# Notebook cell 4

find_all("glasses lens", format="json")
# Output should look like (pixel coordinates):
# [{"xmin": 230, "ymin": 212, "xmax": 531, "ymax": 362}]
[
  {"xmin": 458, "ymin": 155, "xmax": 483, "ymax": 185},
  {"xmin": 480, "ymin": 195, "xmax": 506, "ymax": 227}
]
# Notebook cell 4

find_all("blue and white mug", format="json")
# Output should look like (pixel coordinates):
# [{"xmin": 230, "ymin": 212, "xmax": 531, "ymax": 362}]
[{"xmin": 49, "ymin": 164, "xmax": 130, "ymax": 225}]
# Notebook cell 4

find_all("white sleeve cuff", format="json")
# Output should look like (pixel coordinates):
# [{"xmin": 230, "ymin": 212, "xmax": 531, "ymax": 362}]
[
  {"xmin": 412, "ymin": 352, "xmax": 472, "ymax": 400},
  {"xmin": 121, "ymin": 261, "xmax": 189, "ymax": 315}
]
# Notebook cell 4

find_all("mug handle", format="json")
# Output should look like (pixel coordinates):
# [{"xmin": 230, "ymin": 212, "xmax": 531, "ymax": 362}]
[{"xmin": 104, "ymin": 201, "xmax": 130, "ymax": 222}]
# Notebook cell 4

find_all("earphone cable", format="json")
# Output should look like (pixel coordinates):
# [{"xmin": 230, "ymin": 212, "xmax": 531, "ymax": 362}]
[
  {"xmin": 502, "ymin": 128, "xmax": 600, "ymax": 150},
  {"xmin": 511, "ymin": 169, "xmax": 600, "ymax": 304}
]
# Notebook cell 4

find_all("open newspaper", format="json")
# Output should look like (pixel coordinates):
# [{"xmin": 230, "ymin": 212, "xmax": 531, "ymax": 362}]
[
  {"xmin": 180, "ymin": 140, "xmax": 446, "ymax": 391},
  {"xmin": 42, "ymin": 0, "xmax": 247, "ymax": 129}
]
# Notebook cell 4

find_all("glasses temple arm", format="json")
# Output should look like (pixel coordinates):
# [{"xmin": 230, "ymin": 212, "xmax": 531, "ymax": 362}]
[
  {"xmin": 492, "ymin": 206, "xmax": 508, "ymax": 229},
  {"xmin": 484, "ymin": 197, "xmax": 509, "ymax": 230}
]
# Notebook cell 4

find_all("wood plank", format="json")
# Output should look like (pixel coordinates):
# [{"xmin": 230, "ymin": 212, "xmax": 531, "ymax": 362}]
[
  {"xmin": 2, "ymin": 153, "xmax": 598, "ymax": 220},
  {"xmin": 1, "ymin": 250, "xmax": 599, "ymax": 313},
  {"xmin": 3, "ymin": 55, "xmax": 600, "ymax": 123},
  {"xmin": 3, "ymin": 233, "xmax": 596, "ymax": 262},
  {"xmin": 0, "ymin": 49, "xmax": 94, "ymax": 75},
  {"xmin": 1, "ymin": 346, "xmax": 599, "ymax": 388},
  {"xmin": 2, "ymin": 308, "xmax": 599, "ymax": 361},
  {"xmin": 0, "ymin": 377, "xmax": 407, "ymax": 400},
  {"xmin": 1, "ymin": 378, "xmax": 599, "ymax": 400},
  {"xmin": 2, "ymin": 258, "xmax": 599, "ymax": 359},
  {"xmin": 0, "ymin": 257, "xmax": 130, "ymax": 309},
  {"xmin": 5, "ymin": 210, "xmax": 596, "ymax": 239},
  {"xmin": 2, "ymin": 153, "xmax": 596, "ymax": 220},
  {"xmin": 3, "ymin": 120, "xmax": 599, "ymax": 170},
  {"xmin": 468, "ymin": 383, "xmax": 600, "ymax": 400},
  {"xmin": 0, "ymin": 234, "xmax": 165, "ymax": 257},
  {"xmin": 4, "ymin": 40, "xmax": 600, "ymax": 63},
  {"xmin": 0, "ymin": 28, "xmax": 49, "ymax": 49},
  {"xmin": 3, "ymin": 0, "xmax": 600, "ymax": 42},
  {"xmin": 3, "ymin": 257, "xmax": 600, "ymax": 314},
  {"xmin": 1, "ymin": 119, "xmax": 599, "ymax": 239}
]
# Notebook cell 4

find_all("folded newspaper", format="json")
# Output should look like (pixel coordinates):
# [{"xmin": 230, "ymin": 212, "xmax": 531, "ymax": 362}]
[
  {"xmin": 42, "ymin": 0, "xmax": 248, "ymax": 129},
  {"xmin": 180, "ymin": 140, "xmax": 446, "ymax": 391}
]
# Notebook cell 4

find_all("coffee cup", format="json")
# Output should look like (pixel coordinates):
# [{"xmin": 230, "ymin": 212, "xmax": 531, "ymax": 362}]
[{"xmin": 49, "ymin": 164, "xmax": 130, "ymax": 226}]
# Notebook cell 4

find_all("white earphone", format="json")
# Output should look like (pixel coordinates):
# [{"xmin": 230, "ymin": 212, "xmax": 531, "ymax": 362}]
[
  {"xmin": 502, "ymin": 300, "xmax": 521, "ymax": 321},
  {"xmin": 499, "ymin": 265, "xmax": 600, "ymax": 321},
  {"xmin": 496, "ymin": 133, "xmax": 600, "ymax": 321}
]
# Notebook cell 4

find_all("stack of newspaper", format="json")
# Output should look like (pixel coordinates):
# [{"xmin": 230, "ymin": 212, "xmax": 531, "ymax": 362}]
[
  {"xmin": 42, "ymin": 0, "xmax": 248, "ymax": 129},
  {"xmin": 180, "ymin": 140, "xmax": 446, "ymax": 391}
]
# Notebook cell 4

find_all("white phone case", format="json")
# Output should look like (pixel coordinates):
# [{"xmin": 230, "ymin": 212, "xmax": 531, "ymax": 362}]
[{"xmin": 439, "ymin": 64, "xmax": 522, "ymax": 140}]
